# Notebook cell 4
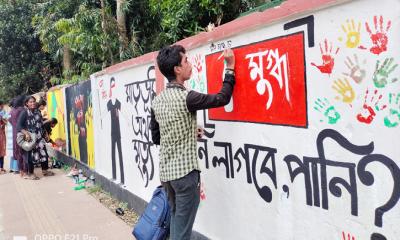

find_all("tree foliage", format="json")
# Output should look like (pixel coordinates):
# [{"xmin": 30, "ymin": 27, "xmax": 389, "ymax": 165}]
[{"xmin": 0, "ymin": 0, "xmax": 50, "ymax": 100}]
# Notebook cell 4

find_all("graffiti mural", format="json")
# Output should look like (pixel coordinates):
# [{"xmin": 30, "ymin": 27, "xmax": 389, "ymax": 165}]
[
  {"xmin": 47, "ymin": 88, "xmax": 67, "ymax": 149},
  {"xmin": 92, "ymin": 63, "xmax": 159, "ymax": 199},
  {"xmin": 84, "ymin": 0, "xmax": 400, "ymax": 239},
  {"xmin": 125, "ymin": 66, "xmax": 156, "ymax": 187},
  {"xmin": 65, "ymin": 80, "xmax": 95, "ymax": 168}
]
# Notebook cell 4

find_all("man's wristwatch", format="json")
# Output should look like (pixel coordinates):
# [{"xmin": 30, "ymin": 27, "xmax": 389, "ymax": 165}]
[{"xmin": 225, "ymin": 68, "xmax": 235, "ymax": 76}]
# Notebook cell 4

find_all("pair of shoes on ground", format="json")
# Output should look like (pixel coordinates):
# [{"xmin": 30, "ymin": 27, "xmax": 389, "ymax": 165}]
[
  {"xmin": 23, "ymin": 170, "xmax": 55, "ymax": 180},
  {"xmin": 24, "ymin": 174, "xmax": 40, "ymax": 180}
]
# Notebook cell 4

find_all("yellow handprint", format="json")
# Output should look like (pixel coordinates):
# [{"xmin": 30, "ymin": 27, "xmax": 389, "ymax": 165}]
[
  {"xmin": 332, "ymin": 78, "xmax": 355, "ymax": 103},
  {"xmin": 341, "ymin": 19, "xmax": 361, "ymax": 48}
]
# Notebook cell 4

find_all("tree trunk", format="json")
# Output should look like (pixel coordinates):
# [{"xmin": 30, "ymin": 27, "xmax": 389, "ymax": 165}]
[
  {"xmin": 63, "ymin": 45, "xmax": 72, "ymax": 79},
  {"xmin": 116, "ymin": 0, "xmax": 128, "ymax": 60},
  {"xmin": 100, "ymin": 0, "xmax": 114, "ymax": 66}
]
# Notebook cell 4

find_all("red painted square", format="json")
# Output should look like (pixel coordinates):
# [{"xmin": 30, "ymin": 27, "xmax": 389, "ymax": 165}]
[{"xmin": 206, "ymin": 32, "xmax": 307, "ymax": 127}]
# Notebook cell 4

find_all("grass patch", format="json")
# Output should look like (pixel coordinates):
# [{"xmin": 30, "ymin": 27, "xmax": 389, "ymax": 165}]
[{"xmin": 87, "ymin": 184, "xmax": 102, "ymax": 194}]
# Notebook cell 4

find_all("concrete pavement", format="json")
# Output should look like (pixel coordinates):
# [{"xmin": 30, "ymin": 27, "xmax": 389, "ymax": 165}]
[{"xmin": 0, "ymin": 158, "xmax": 135, "ymax": 240}]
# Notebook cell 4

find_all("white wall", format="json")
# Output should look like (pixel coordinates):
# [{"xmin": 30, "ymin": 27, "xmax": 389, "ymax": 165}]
[
  {"xmin": 92, "ymin": 63, "xmax": 160, "ymax": 200},
  {"xmin": 91, "ymin": 0, "xmax": 400, "ymax": 239}
]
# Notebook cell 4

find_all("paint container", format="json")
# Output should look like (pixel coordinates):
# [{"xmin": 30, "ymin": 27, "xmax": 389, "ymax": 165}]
[
  {"xmin": 72, "ymin": 174, "xmax": 79, "ymax": 184},
  {"xmin": 90, "ymin": 174, "xmax": 95, "ymax": 185}
]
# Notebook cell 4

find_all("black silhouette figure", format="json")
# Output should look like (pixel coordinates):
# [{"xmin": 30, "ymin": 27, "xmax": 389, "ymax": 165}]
[{"xmin": 107, "ymin": 77, "xmax": 124, "ymax": 184}]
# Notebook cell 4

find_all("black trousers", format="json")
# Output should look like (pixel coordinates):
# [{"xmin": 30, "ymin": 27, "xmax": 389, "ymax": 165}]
[
  {"xmin": 162, "ymin": 170, "xmax": 200, "ymax": 240},
  {"xmin": 0, "ymin": 156, "xmax": 4, "ymax": 169},
  {"xmin": 111, "ymin": 137, "xmax": 124, "ymax": 184},
  {"xmin": 24, "ymin": 151, "xmax": 48, "ymax": 174}
]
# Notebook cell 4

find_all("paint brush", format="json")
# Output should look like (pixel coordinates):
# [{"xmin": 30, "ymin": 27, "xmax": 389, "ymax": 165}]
[{"xmin": 217, "ymin": 51, "xmax": 224, "ymax": 60}]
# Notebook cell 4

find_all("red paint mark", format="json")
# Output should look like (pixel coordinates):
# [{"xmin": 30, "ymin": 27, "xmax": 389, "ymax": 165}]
[
  {"xmin": 98, "ymin": 79, "xmax": 108, "ymax": 100},
  {"xmin": 200, "ymin": 182, "xmax": 206, "ymax": 201},
  {"xmin": 311, "ymin": 39, "xmax": 340, "ymax": 74},
  {"xmin": 109, "ymin": 81, "xmax": 116, "ymax": 98},
  {"xmin": 356, "ymin": 89, "xmax": 385, "ymax": 124},
  {"xmin": 363, "ymin": 15, "xmax": 391, "ymax": 55},
  {"xmin": 356, "ymin": 104, "xmax": 376, "ymax": 124},
  {"xmin": 193, "ymin": 54, "xmax": 203, "ymax": 73},
  {"xmin": 206, "ymin": 33, "xmax": 307, "ymax": 127},
  {"xmin": 101, "ymin": 91, "xmax": 107, "ymax": 100},
  {"xmin": 342, "ymin": 231, "xmax": 356, "ymax": 240}
]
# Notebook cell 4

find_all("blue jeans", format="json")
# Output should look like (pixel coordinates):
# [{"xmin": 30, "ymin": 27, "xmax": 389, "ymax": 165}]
[{"xmin": 163, "ymin": 170, "xmax": 200, "ymax": 240}]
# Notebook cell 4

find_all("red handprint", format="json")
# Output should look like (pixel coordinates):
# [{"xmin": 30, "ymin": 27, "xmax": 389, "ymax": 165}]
[
  {"xmin": 342, "ymin": 231, "xmax": 355, "ymax": 240},
  {"xmin": 193, "ymin": 54, "xmax": 203, "ymax": 73},
  {"xmin": 311, "ymin": 39, "xmax": 340, "ymax": 74},
  {"xmin": 364, "ymin": 15, "xmax": 391, "ymax": 55},
  {"xmin": 357, "ymin": 89, "xmax": 387, "ymax": 124},
  {"xmin": 200, "ymin": 182, "xmax": 206, "ymax": 201}
]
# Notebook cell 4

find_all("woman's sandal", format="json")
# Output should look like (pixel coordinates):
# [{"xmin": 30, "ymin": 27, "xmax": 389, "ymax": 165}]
[{"xmin": 30, "ymin": 175, "xmax": 40, "ymax": 180}]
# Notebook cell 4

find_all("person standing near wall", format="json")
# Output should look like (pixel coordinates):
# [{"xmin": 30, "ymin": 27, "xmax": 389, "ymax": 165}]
[
  {"xmin": 0, "ymin": 100, "xmax": 7, "ymax": 174},
  {"xmin": 9, "ymin": 95, "xmax": 26, "ymax": 177},
  {"xmin": 7, "ymin": 98, "xmax": 19, "ymax": 173},
  {"xmin": 17, "ymin": 96, "xmax": 54, "ymax": 180},
  {"xmin": 150, "ymin": 45, "xmax": 236, "ymax": 240},
  {"xmin": 43, "ymin": 118, "xmax": 58, "ymax": 145}
]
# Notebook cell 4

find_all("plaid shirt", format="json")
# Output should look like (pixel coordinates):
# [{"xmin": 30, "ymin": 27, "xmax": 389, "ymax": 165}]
[{"xmin": 151, "ymin": 73, "xmax": 235, "ymax": 182}]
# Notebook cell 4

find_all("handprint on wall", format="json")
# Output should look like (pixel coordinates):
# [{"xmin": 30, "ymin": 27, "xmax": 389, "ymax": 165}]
[
  {"xmin": 343, "ymin": 54, "xmax": 366, "ymax": 84},
  {"xmin": 373, "ymin": 57, "xmax": 398, "ymax": 88},
  {"xmin": 314, "ymin": 98, "xmax": 341, "ymax": 124},
  {"xmin": 194, "ymin": 54, "xmax": 203, "ymax": 73},
  {"xmin": 332, "ymin": 78, "xmax": 355, "ymax": 104},
  {"xmin": 311, "ymin": 39, "xmax": 340, "ymax": 74},
  {"xmin": 340, "ymin": 19, "xmax": 361, "ymax": 48},
  {"xmin": 356, "ymin": 89, "xmax": 387, "ymax": 124},
  {"xmin": 363, "ymin": 15, "xmax": 392, "ymax": 55},
  {"xmin": 384, "ymin": 93, "xmax": 400, "ymax": 128},
  {"xmin": 189, "ymin": 54, "xmax": 206, "ymax": 93},
  {"xmin": 342, "ymin": 231, "xmax": 356, "ymax": 240}
]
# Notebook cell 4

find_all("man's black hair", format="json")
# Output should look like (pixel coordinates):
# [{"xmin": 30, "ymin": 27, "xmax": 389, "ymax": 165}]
[
  {"xmin": 51, "ymin": 118, "xmax": 58, "ymax": 124},
  {"xmin": 157, "ymin": 45, "xmax": 186, "ymax": 81},
  {"xmin": 14, "ymin": 95, "xmax": 25, "ymax": 108}
]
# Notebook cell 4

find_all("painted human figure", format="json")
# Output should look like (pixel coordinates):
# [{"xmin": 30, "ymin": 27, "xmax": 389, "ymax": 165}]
[
  {"xmin": 74, "ymin": 94, "xmax": 88, "ymax": 164},
  {"xmin": 107, "ymin": 77, "xmax": 124, "ymax": 184}
]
